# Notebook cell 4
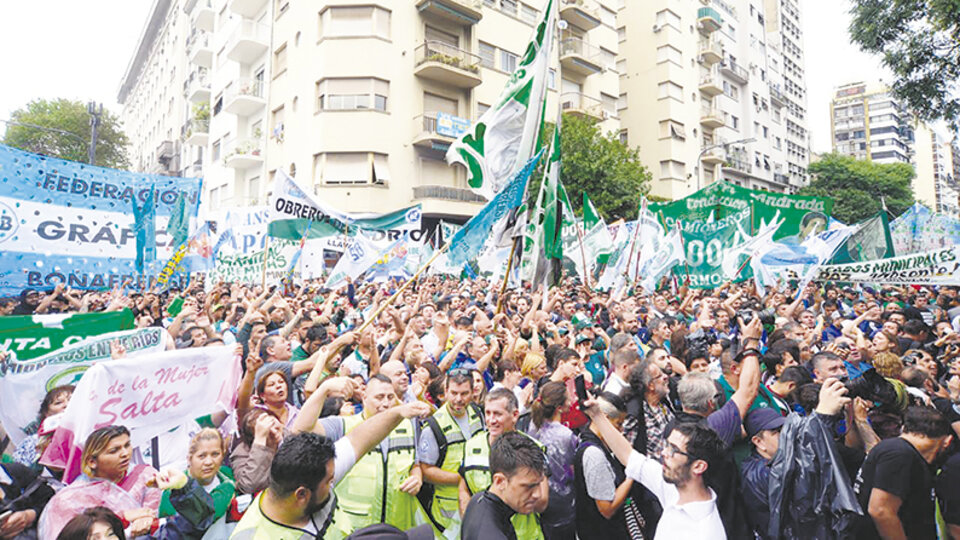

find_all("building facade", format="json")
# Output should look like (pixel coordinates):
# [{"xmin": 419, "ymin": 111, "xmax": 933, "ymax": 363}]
[
  {"xmin": 120, "ymin": 0, "xmax": 621, "ymax": 222},
  {"xmin": 617, "ymin": 0, "xmax": 810, "ymax": 200},
  {"xmin": 829, "ymin": 81, "xmax": 959, "ymax": 217}
]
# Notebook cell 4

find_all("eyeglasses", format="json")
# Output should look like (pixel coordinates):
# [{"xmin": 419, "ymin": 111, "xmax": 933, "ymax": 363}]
[
  {"xmin": 662, "ymin": 442, "xmax": 694, "ymax": 460},
  {"xmin": 449, "ymin": 367, "xmax": 475, "ymax": 377}
]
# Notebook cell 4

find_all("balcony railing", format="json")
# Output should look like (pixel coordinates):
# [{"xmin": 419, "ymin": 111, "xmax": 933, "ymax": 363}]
[
  {"xmin": 560, "ymin": 38, "xmax": 602, "ymax": 62},
  {"xmin": 226, "ymin": 20, "xmax": 269, "ymax": 63},
  {"xmin": 226, "ymin": 77, "xmax": 265, "ymax": 100},
  {"xmin": 769, "ymin": 84, "xmax": 786, "ymax": 105},
  {"xmin": 560, "ymin": 92, "xmax": 603, "ymax": 119},
  {"xmin": 186, "ymin": 117, "xmax": 209, "ymax": 137},
  {"xmin": 223, "ymin": 137, "xmax": 264, "ymax": 168},
  {"xmin": 725, "ymin": 156, "xmax": 752, "ymax": 174},
  {"xmin": 414, "ymin": 40, "xmax": 481, "ymax": 73},
  {"xmin": 560, "ymin": 38, "xmax": 603, "ymax": 76},
  {"xmin": 697, "ymin": 7, "xmax": 723, "ymax": 33},
  {"xmin": 721, "ymin": 59, "xmax": 749, "ymax": 83},
  {"xmin": 413, "ymin": 185, "xmax": 486, "ymax": 203},
  {"xmin": 698, "ymin": 37, "xmax": 723, "ymax": 64}
]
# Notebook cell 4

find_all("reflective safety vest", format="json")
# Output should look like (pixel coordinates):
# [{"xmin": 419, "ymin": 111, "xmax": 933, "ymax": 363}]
[
  {"xmin": 461, "ymin": 431, "xmax": 545, "ymax": 540},
  {"xmin": 326, "ymin": 413, "xmax": 424, "ymax": 539},
  {"xmin": 424, "ymin": 402, "xmax": 484, "ymax": 531}
]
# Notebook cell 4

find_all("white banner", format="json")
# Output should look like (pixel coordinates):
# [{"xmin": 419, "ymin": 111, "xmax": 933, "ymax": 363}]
[
  {"xmin": 41, "ymin": 345, "xmax": 241, "ymax": 482},
  {"xmin": 813, "ymin": 245, "xmax": 960, "ymax": 285},
  {"xmin": 0, "ymin": 327, "xmax": 170, "ymax": 445}
]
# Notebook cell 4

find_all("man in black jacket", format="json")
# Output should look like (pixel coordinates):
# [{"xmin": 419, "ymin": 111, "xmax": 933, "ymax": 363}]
[{"xmin": 461, "ymin": 432, "xmax": 548, "ymax": 540}]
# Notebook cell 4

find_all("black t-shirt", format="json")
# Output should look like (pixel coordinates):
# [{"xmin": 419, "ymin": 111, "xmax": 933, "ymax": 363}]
[
  {"xmin": 853, "ymin": 437, "xmax": 935, "ymax": 539},
  {"xmin": 937, "ymin": 451, "xmax": 960, "ymax": 527},
  {"xmin": 461, "ymin": 491, "xmax": 516, "ymax": 540}
]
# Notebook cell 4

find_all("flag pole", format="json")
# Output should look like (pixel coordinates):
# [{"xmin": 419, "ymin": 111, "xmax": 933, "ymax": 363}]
[
  {"xmin": 356, "ymin": 242, "xmax": 449, "ymax": 334},
  {"xmin": 676, "ymin": 219, "xmax": 692, "ymax": 285},
  {"xmin": 496, "ymin": 236, "xmax": 521, "ymax": 315},
  {"xmin": 573, "ymin": 217, "xmax": 593, "ymax": 290},
  {"xmin": 260, "ymin": 236, "xmax": 271, "ymax": 289},
  {"xmin": 624, "ymin": 198, "xmax": 646, "ymax": 283}
]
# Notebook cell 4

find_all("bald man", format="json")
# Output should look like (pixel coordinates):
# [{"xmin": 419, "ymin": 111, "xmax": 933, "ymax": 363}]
[{"xmin": 381, "ymin": 360, "xmax": 416, "ymax": 403}]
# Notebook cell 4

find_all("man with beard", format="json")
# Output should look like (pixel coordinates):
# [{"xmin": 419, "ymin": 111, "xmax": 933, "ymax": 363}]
[
  {"xmin": 231, "ymin": 400, "xmax": 430, "ymax": 538},
  {"xmin": 583, "ymin": 400, "xmax": 727, "ymax": 539}
]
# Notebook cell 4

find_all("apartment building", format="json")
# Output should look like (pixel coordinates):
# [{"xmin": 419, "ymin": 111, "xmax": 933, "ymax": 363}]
[
  {"xmin": 118, "ymin": 0, "xmax": 201, "ymax": 179},
  {"xmin": 617, "ymin": 0, "xmax": 810, "ymax": 200},
  {"xmin": 829, "ymin": 82, "xmax": 959, "ymax": 217},
  {"xmin": 913, "ymin": 122, "xmax": 960, "ymax": 217},
  {"xmin": 120, "ymin": 0, "xmax": 621, "ymax": 223},
  {"xmin": 829, "ymin": 82, "xmax": 914, "ymax": 164}
]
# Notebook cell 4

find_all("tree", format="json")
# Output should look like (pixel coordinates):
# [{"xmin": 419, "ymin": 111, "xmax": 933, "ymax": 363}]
[
  {"xmin": 849, "ymin": 0, "xmax": 960, "ymax": 130},
  {"xmin": 533, "ymin": 113, "xmax": 651, "ymax": 221},
  {"xmin": 3, "ymin": 98, "xmax": 130, "ymax": 169},
  {"xmin": 798, "ymin": 153, "xmax": 915, "ymax": 223}
]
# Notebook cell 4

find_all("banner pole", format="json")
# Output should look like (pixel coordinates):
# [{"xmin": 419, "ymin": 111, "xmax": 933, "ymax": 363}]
[
  {"xmin": 497, "ymin": 236, "xmax": 521, "ymax": 315},
  {"xmin": 624, "ymin": 201, "xmax": 644, "ymax": 283},
  {"xmin": 574, "ymin": 219, "xmax": 593, "ymax": 290},
  {"xmin": 261, "ymin": 236, "xmax": 271, "ymax": 290},
  {"xmin": 677, "ymin": 219, "xmax": 692, "ymax": 285},
  {"xmin": 356, "ymin": 243, "xmax": 449, "ymax": 334}
]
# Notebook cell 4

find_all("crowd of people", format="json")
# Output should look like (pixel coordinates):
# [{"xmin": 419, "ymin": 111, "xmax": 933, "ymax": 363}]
[{"xmin": 4, "ymin": 275, "xmax": 960, "ymax": 539}]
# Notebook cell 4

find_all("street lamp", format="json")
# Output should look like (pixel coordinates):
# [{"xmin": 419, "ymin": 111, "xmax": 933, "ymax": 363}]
[
  {"xmin": 87, "ymin": 101, "xmax": 103, "ymax": 166},
  {"xmin": 697, "ymin": 137, "xmax": 756, "ymax": 191}
]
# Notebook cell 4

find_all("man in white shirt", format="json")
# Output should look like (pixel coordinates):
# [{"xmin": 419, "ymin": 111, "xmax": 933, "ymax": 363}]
[
  {"xmin": 601, "ymin": 348, "xmax": 640, "ymax": 397},
  {"xmin": 584, "ymin": 398, "xmax": 727, "ymax": 539}
]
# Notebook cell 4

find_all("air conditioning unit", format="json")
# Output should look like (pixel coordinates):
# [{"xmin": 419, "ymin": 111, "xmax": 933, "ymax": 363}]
[{"xmin": 652, "ymin": 24, "xmax": 662, "ymax": 32}]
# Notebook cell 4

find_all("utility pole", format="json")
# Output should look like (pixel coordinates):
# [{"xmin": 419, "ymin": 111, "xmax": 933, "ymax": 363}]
[{"xmin": 87, "ymin": 101, "xmax": 103, "ymax": 165}]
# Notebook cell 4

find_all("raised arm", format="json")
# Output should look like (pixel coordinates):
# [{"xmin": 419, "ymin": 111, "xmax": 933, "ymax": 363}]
[
  {"xmin": 730, "ymin": 316, "xmax": 763, "ymax": 419},
  {"xmin": 346, "ymin": 401, "xmax": 431, "ymax": 458}
]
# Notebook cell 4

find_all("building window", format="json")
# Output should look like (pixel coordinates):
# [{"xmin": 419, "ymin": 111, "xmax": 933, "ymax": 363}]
[
  {"xmin": 600, "ymin": 5, "xmax": 616, "ymax": 27},
  {"xmin": 271, "ymin": 106, "xmax": 285, "ymax": 141},
  {"xmin": 548, "ymin": 68, "xmax": 557, "ymax": 90},
  {"xmin": 617, "ymin": 26, "xmax": 626, "ymax": 42},
  {"xmin": 248, "ymin": 176, "xmax": 260, "ymax": 204},
  {"xmin": 656, "ymin": 45, "xmax": 682, "ymax": 65},
  {"xmin": 317, "ymin": 78, "xmax": 389, "ymax": 111},
  {"xmin": 657, "ymin": 81, "xmax": 683, "ymax": 101},
  {"xmin": 479, "ymin": 42, "xmax": 496, "ymax": 69},
  {"xmin": 617, "ymin": 93, "xmax": 627, "ymax": 110},
  {"xmin": 520, "ymin": 3, "xmax": 538, "ymax": 23},
  {"xmin": 659, "ymin": 120, "xmax": 686, "ymax": 140},
  {"xmin": 319, "ymin": 6, "xmax": 391, "ymax": 39},
  {"xmin": 500, "ymin": 0, "xmax": 517, "ymax": 16},
  {"xmin": 500, "ymin": 50, "xmax": 518, "ymax": 72},
  {"xmin": 477, "ymin": 103, "xmax": 490, "ymax": 119},
  {"xmin": 273, "ymin": 44, "xmax": 287, "ymax": 74},
  {"xmin": 601, "ymin": 93, "xmax": 617, "ymax": 116},
  {"xmin": 211, "ymin": 140, "xmax": 221, "ymax": 161},
  {"xmin": 619, "ymin": 129, "xmax": 628, "ymax": 145},
  {"xmin": 317, "ymin": 152, "xmax": 390, "ymax": 185}
]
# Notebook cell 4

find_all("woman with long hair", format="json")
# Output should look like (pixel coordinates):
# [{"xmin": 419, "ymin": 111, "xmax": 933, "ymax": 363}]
[
  {"xmin": 526, "ymin": 381, "xmax": 579, "ymax": 540},
  {"xmin": 12, "ymin": 384, "xmax": 74, "ymax": 468},
  {"xmin": 229, "ymin": 409, "xmax": 284, "ymax": 494}
]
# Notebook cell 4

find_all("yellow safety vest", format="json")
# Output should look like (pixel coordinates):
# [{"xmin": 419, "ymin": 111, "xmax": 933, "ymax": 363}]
[
  {"xmin": 461, "ymin": 431, "xmax": 545, "ymax": 540},
  {"xmin": 326, "ymin": 414, "xmax": 424, "ymax": 539},
  {"xmin": 425, "ymin": 402, "xmax": 484, "ymax": 531}
]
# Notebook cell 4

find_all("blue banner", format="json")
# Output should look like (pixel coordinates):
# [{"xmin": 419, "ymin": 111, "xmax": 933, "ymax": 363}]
[{"xmin": 0, "ymin": 144, "xmax": 203, "ymax": 295}]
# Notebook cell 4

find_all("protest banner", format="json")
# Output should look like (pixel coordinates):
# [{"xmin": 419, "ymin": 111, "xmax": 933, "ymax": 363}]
[
  {"xmin": 0, "ymin": 144, "xmax": 203, "ymax": 295},
  {"xmin": 812, "ymin": 245, "xmax": 960, "ymax": 285},
  {"xmin": 40, "ymin": 344, "xmax": 241, "ymax": 482},
  {"xmin": 650, "ymin": 181, "xmax": 832, "ymax": 241},
  {"xmin": 207, "ymin": 238, "xmax": 300, "ymax": 285},
  {"xmin": 673, "ymin": 207, "xmax": 753, "ymax": 289},
  {"xmin": 0, "ymin": 326, "xmax": 169, "ymax": 444},
  {"xmin": 0, "ymin": 309, "xmax": 134, "ymax": 361},
  {"xmin": 890, "ymin": 203, "xmax": 960, "ymax": 255}
]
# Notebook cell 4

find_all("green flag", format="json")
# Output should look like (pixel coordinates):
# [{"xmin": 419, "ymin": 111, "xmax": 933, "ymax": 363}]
[
  {"xmin": 445, "ymin": 0, "xmax": 556, "ymax": 199},
  {"xmin": 583, "ymin": 193, "xmax": 613, "ymax": 266}
]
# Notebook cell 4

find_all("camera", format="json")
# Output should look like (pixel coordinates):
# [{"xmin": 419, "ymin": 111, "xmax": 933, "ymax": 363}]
[{"xmin": 843, "ymin": 368, "xmax": 902, "ymax": 411}]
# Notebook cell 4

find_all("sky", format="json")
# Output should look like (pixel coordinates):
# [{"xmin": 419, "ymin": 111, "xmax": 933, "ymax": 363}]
[{"xmin": 0, "ymin": 0, "xmax": 890, "ymax": 154}]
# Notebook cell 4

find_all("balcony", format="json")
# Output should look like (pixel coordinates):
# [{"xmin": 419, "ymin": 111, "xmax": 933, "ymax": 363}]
[
  {"xmin": 226, "ymin": 20, "xmax": 269, "ymax": 64},
  {"xmin": 413, "ymin": 185, "xmax": 486, "ymax": 203},
  {"xmin": 699, "ymin": 38, "xmax": 723, "ymax": 65},
  {"xmin": 560, "ymin": 92, "xmax": 603, "ymax": 121},
  {"xmin": 415, "ymin": 0, "xmax": 483, "ymax": 26},
  {"xmin": 560, "ymin": 38, "xmax": 603, "ymax": 77},
  {"xmin": 769, "ymin": 84, "xmax": 786, "ymax": 107},
  {"xmin": 185, "ymin": 68, "xmax": 211, "ymax": 103},
  {"xmin": 413, "ymin": 113, "xmax": 468, "ymax": 150},
  {"xmin": 224, "ymin": 78, "xmax": 266, "ymax": 116},
  {"xmin": 187, "ymin": 33, "xmax": 213, "ymax": 68},
  {"xmin": 697, "ymin": 7, "xmax": 723, "ymax": 34},
  {"xmin": 721, "ymin": 59, "xmax": 749, "ymax": 84},
  {"xmin": 185, "ymin": 117, "xmax": 209, "ymax": 146},
  {"xmin": 699, "ymin": 72, "xmax": 723, "ymax": 97},
  {"xmin": 774, "ymin": 173, "xmax": 790, "ymax": 184},
  {"xmin": 223, "ymin": 137, "xmax": 264, "ymax": 169},
  {"xmin": 414, "ymin": 41, "xmax": 482, "ymax": 89},
  {"xmin": 700, "ymin": 106, "xmax": 724, "ymax": 129},
  {"xmin": 560, "ymin": 0, "xmax": 601, "ymax": 31},
  {"xmin": 725, "ymin": 156, "xmax": 752, "ymax": 174},
  {"xmin": 228, "ymin": 0, "xmax": 268, "ymax": 19},
  {"xmin": 156, "ymin": 140, "xmax": 175, "ymax": 162},
  {"xmin": 701, "ymin": 142, "xmax": 725, "ymax": 165},
  {"xmin": 190, "ymin": 0, "xmax": 215, "ymax": 32}
]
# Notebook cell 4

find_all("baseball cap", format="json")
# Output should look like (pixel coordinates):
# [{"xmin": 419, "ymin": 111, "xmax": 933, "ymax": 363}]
[
  {"xmin": 575, "ymin": 333, "xmax": 591, "ymax": 345},
  {"xmin": 346, "ymin": 524, "xmax": 433, "ymax": 540},
  {"xmin": 744, "ymin": 408, "xmax": 786, "ymax": 439}
]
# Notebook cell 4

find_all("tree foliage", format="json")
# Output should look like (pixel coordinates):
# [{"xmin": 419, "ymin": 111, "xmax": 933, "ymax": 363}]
[
  {"xmin": 849, "ymin": 0, "xmax": 960, "ymax": 130},
  {"xmin": 798, "ymin": 153, "xmax": 915, "ymax": 223},
  {"xmin": 2, "ymin": 98, "xmax": 130, "ymax": 169},
  {"xmin": 532, "ymin": 113, "xmax": 651, "ymax": 221}
]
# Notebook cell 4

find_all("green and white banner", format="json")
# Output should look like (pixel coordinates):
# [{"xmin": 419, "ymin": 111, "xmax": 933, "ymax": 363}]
[
  {"xmin": 208, "ymin": 239, "xmax": 300, "ymax": 285},
  {"xmin": 651, "ymin": 181, "xmax": 832, "ymax": 242},
  {"xmin": 673, "ymin": 207, "xmax": 753, "ymax": 289},
  {"xmin": 0, "ymin": 326, "xmax": 170, "ymax": 444},
  {"xmin": 0, "ymin": 309, "xmax": 134, "ymax": 361},
  {"xmin": 268, "ymin": 170, "xmax": 421, "ymax": 240},
  {"xmin": 813, "ymin": 245, "xmax": 960, "ymax": 285}
]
